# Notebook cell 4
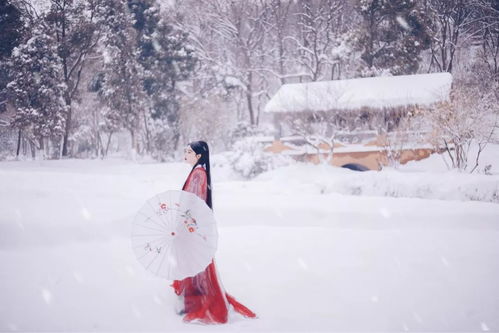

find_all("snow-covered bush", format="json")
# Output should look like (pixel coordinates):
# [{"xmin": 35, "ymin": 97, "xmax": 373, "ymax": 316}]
[
  {"xmin": 424, "ymin": 82, "xmax": 498, "ymax": 173},
  {"xmin": 228, "ymin": 121, "xmax": 264, "ymax": 145},
  {"xmin": 217, "ymin": 136, "xmax": 293, "ymax": 179}
]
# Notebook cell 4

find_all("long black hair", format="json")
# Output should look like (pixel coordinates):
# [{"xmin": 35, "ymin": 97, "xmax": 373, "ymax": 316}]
[{"xmin": 182, "ymin": 140, "xmax": 213, "ymax": 210}]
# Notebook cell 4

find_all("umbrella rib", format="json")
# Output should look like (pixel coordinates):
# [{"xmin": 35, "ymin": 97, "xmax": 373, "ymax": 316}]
[
  {"xmin": 146, "ymin": 237, "xmax": 170, "ymax": 250},
  {"xmin": 145, "ymin": 253, "xmax": 160, "ymax": 271},
  {"xmin": 183, "ymin": 234, "xmax": 213, "ymax": 272},
  {"xmin": 188, "ymin": 229, "xmax": 218, "ymax": 251},
  {"xmin": 167, "ymin": 241, "xmax": 175, "ymax": 279},
  {"xmin": 132, "ymin": 235, "xmax": 169, "ymax": 249},
  {"xmin": 174, "ymin": 191, "xmax": 186, "ymax": 234},
  {"xmin": 154, "ymin": 238, "xmax": 170, "ymax": 277},
  {"xmin": 131, "ymin": 233, "xmax": 166, "ymax": 237},
  {"xmin": 160, "ymin": 190, "xmax": 173, "ymax": 280},
  {"xmin": 167, "ymin": 191, "xmax": 177, "ymax": 280},
  {"xmin": 132, "ymin": 222, "xmax": 168, "ymax": 234},
  {"xmin": 136, "ymin": 211, "xmax": 169, "ymax": 231},
  {"xmin": 136, "ymin": 250, "xmax": 151, "ymax": 261}
]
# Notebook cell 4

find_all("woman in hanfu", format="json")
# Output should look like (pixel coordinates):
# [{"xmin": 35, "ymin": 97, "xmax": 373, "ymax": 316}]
[{"xmin": 170, "ymin": 140, "xmax": 257, "ymax": 324}]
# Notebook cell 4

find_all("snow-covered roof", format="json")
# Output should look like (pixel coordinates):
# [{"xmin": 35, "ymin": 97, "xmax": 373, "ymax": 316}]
[{"xmin": 264, "ymin": 72, "xmax": 452, "ymax": 113}]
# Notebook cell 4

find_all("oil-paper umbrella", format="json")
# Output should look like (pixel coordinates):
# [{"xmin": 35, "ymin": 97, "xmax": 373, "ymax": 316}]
[{"xmin": 131, "ymin": 189, "xmax": 218, "ymax": 280}]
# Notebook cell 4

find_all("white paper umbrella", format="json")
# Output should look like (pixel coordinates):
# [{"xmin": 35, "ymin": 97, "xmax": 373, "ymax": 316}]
[{"xmin": 131, "ymin": 190, "xmax": 218, "ymax": 280}]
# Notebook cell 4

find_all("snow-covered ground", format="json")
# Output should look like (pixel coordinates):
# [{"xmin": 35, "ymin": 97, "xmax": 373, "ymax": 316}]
[{"xmin": 1, "ymin": 150, "xmax": 499, "ymax": 332}]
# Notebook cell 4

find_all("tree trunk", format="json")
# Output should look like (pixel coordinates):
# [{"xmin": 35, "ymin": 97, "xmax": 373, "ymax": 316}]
[
  {"xmin": 130, "ymin": 129, "xmax": 137, "ymax": 159},
  {"xmin": 105, "ymin": 132, "xmax": 113, "ymax": 157},
  {"xmin": 143, "ymin": 113, "xmax": 151, "ymax": 153},
  {"xmin": 30, "ymin": 139, "xmax": 36, "ymax": 159},
  {"xmin": 245, "ymin": 72, "xmax": 255, "ymax": 125},
  {"xmin": 16, "ymin": 129, "xmax": 21, "ymax": 157},
  {"xmin": 173, "ymin": 129, "xmax": 180, "ymax": 151},
  {"xmin": 96, "ymin": 129, "xmax": 102, "ymax": 158},
  {"xmin": 62, "ymin": 102, "xmax": 72, "ymax": 157},
  {"xmin": 246, "ymin": 90, "xmax": 255, "ymax": 125},
  {"xmin": 59, "ymin": 135, "xmax": 64, "ymax": 159}
]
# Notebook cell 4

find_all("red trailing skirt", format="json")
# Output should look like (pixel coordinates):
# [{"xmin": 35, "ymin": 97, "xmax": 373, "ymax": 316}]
[{"xmin": 170, "ymin": 259, "xmax": 256, "ymax": 324}]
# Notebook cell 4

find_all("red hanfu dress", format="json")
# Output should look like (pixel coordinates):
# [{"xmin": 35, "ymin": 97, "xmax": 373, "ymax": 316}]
[{"xmin": 170, "ymin": 165, "xmax": 257, "ymax": 324}]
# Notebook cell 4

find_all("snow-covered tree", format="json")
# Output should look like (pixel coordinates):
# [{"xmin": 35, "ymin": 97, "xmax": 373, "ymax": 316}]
[
  {"xmin": 0, "ymin": 0, "xmax": 23, "ymax": 114},
  {"xmin": 44, "ymin": 0, "xmax": 101, "ymax": 156},
  {"xmin": 0, "ymin": 0, "xmax": 23, "ymax": 59},
  {"xmin": 354, "ymin": 0, "xmax": 432, "ymax": 76},
  {"xmin": 291, "ymin": 0, "xmax": 345, "ymax": 82},
  {"xmin": 267, "ymin": 0, "xmax": 293, "ymax": 84},
  {"xmin": 128, "ymin": 0, "xmax": 196, "ymax": 155},
  {"xmin": 96, "ymin": 0, "xmax": 146, "ymax": 157},
  {"xmin": 286, "ymin": 112, "xmax": 338, "ymax": 165},
  {"xmin": 473, "ymin": 0, "xmax": 499, "ymax": 83},
  {"xmin": 176, "ymin": 0, "xmax": 270, "ymax": 126},
  {"xmin": 7, "ymin": 21, "xmax": 67, "ymax": 158},
  {"xmin": 172, "ymin": 0, "xmax": 249, "ymax": 138},
  {"xmin": 424, "ymin": 0, "xmax": 476, "ymax": 73}
]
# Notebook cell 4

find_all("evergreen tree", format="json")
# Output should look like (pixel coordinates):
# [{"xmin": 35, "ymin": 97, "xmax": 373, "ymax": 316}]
[
  {"xmin": 0, "ymin": 0, "xmax": 23, "ymax": 58},
  {"xmin": 0, "ymin": 0, "xmax": 23, "ymax": 113},
  {"xmin": 355, "ymin": 0, "xmax": 432, "ymax": 76},
  {"xmin": 7, "ymin": 21, "xmax": 67, "ymax": 156},
  {"xmin": 128, "ymin": 0, "xmax": 197, "ymax": 154},
  {"xmin": 44, "ymin": 0, "xmax": 100, "ymax": 156},
  {"xmin": 96, "ymin": 0, "xmax": 147, "ymax": 156}
]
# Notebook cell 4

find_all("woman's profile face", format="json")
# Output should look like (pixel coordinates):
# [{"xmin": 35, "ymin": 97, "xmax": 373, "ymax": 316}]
[{"xmin": 184, "ymin": 145, "xmax": 201, "ymax": 166}]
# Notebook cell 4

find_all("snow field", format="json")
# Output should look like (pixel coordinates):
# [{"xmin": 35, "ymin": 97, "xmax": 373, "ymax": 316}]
[{"xmin": 1, "ymin": 157, "xmax": 499, "ymax": 331}]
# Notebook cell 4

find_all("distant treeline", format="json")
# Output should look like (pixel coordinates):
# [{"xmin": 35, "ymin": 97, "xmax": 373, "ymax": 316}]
[{"xmin": 0, "ymin": 0, "xmax": 497, "ymax": 160}]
